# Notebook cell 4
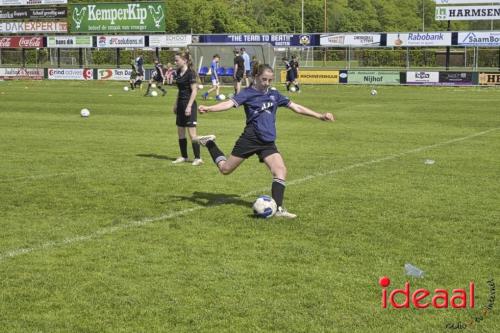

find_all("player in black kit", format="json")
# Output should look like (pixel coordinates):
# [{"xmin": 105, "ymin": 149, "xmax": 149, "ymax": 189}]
[
  {"xmin": 145, "ymin": 59, "xmax": 167, "ymax": 96},
  {"xmin": 171, "ymin": 51, "xmax": 204, "ymax": 166}
]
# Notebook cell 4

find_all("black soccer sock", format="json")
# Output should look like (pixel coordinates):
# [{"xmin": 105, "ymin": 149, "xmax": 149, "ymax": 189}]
[
  {"xmin": 145, "ymin": 83, "xmax": 151, "ymax": 94},
  {"xmin": 178, "ymin": 138, "xmax": 188, "ymax": 159},
  {"xmin": 192, "ymin": 142, "xmax": 201, "ymax": 159},
  {"xmin": 129, "ymin": 82, "xmax": 134, "ymax": 90},
  {"xmin": 135, "ymin": 79, "xmax": 142, "ymax": 87},
  {"xmin": 205, "ymin": 141, "xmax": 226, "ymax": 165},
  {"xmin": 295, "ymin": 84, "xmax": 300, "ymax": 91},
  {"xmin": 272, "ymin": 178, "xmax": 286, "ymax": 208},
  {"xmin": 286, "ymin": 83, "xmax": 290, "ymax": 91}
]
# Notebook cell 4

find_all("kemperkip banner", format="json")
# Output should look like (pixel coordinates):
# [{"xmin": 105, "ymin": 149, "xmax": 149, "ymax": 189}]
[{"xmin": 69, "ymin": 2, "xmax": 165, "ymax": 33}]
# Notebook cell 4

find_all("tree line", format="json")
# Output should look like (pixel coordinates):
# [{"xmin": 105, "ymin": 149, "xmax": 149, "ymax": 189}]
[{"xmin": 69, "ymin": 0, "xmax": 499, "ymax": 34}]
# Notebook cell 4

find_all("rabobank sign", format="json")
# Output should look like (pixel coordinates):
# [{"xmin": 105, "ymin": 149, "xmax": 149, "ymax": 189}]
[{"xmin": 387, "ymin": 32, "xmax": 452, "ymax": 47}]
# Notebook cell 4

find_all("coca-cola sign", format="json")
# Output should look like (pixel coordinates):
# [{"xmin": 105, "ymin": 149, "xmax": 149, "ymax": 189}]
[{"xmin": 0, "ymin": 36, "xmax": 43, "ymax": 48}]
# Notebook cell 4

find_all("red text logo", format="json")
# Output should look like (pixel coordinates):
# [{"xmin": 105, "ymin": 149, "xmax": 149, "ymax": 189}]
[{"xmin": 379, "ymin": 276, "xmax": 475, "ymax": 309}]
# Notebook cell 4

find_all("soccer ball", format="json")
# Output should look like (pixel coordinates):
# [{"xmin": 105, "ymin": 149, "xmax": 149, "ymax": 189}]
[
  {"xmin": 216, "ymin": 94, "xmax": 226, "ymax": 101},
  {"xmin": 252, "ymin": 195, "xmax": 277, "ymax": 218},
  {"xmin": 80, "ymin": 108, "xmax": 90, "ymax": 117},
  {"xmin": 289, "ymin": 86, "xmax": 297, "ymax": 92},
  {"xmin": 370, "ymin": 89, "xmax": 378, "ymax": 96},
  {"xmin": 151, "ymin": 90, "xmax": 158, "ymax": 97},
  {"xmin": 151, "ymin": 83, "xmax": 157, "ymax": 88},
  {"xmin": 123, "ymin": 86, "xmax": 129, "ymax": 92},
  {"xmin": 198, "ymin": 84, "xmax": 204, "ymax": 89}
]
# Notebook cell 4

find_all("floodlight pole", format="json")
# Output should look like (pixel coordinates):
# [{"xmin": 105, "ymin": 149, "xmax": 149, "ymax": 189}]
[
  {"xmin": 445, "ymin": 20, "xmax": 451, "ymax": 71},
  {"xmin": 301, "ymin": 0, "xmax": 304, "ymax": 34},
  {"xmin": 422, "ymin": 0, "xmax": 425, "ymax": 32}
]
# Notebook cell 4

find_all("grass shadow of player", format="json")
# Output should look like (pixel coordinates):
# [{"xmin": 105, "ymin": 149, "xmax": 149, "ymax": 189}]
[
  {"xmin": 136, "ymin": 153, "xmax": 176, "ymax": 161},
  {"xmin": 170, "ymin": 191, "xmax": 252, "ymax": 209}
]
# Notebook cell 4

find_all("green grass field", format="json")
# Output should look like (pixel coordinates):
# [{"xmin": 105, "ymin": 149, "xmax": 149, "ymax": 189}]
[{"xmin": 0, "ymin": 80, "xmax": 499, "ymax": 332}]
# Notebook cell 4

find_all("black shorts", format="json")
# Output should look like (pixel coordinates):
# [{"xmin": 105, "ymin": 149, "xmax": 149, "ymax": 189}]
[
  {"xmin": 176, "ymin": 99, "xmax": 197, "ymax": 127},
  {"xmin": 231, "ymin": 132, "xmax": 279, "ymax": 162},
  {"xmin": 234, "ymin": 71, "xmax": 244, "ymax": 82},
  {"xmin": 153, "ymin": 75, "xmax": 163, "ymax": 83}
]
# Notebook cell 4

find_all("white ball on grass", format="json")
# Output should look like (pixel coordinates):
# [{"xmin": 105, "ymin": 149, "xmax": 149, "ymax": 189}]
[
  {"xmin": 151, "ymin": 90, "xmax": 158, "ymax": 97},
  {"xmin": 123, "ymin": 86, "xmax": 129, "ymax": 92},
  {"xmin": 289, "ymin": 86, "xmax": 297, "ymax": 92},
  {"xmin": 80, "ymin": 108, "xmax": 90, "ymax": 117}
]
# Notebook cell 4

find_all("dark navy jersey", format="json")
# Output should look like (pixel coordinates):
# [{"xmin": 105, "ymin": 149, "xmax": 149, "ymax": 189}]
[
  {"xmin": 231, "ymin": 87, "xmax": 291, "ymax": 142},
  {"xmin": 284, "ymin": 60, "xmax": 292, "ymax": 72},
  {"xmin": 291, "ymin": 60, "xmax": 299, "ymax": 76},
  {"xmin": 175, "ymin": 69, "xmax": 197, "ymax": 100}
]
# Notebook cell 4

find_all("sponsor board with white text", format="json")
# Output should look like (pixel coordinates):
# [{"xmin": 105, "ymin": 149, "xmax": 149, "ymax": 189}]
[{"xmin": 387, "ymin": 32, "xmax": 452, "ymax": 47}]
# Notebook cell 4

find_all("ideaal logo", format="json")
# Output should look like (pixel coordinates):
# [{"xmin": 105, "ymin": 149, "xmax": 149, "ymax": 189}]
[
  {"xmin": 378, "ymin": 277, "xmax": 496, "ymax": 330},
  {"xmin": 379, "ymin": 277, "xmax": 475, "ymax": 309}
]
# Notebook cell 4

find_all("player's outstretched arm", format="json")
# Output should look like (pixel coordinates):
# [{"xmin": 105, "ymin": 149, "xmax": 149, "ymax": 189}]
[
  {"xmin": 199, "ymin": 100, "xmax": 235, "ymax": 113},
  {"xmin": 288, "ymin": 101, "xmax": 335, "ymax": 121}
]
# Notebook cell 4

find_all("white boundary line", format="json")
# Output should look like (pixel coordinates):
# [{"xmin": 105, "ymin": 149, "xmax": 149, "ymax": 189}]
[{"xmin": 1, "ymin": 128, "xmax": 498, "ymax": 262}]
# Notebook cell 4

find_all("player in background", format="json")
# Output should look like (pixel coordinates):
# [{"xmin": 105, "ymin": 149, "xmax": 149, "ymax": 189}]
[
  {"xmin": 134, "ymin": 54, "xmax": 145, "ymax": 89},
  {"xmin": 202, "ymin": 54, "xmax": 220, "ymax": 100},
  {"xmin": 128, "ymin": 63, "xmax": 138, "ymax": 90},
  {"xmin": 290, "ymin": 55, "xmax": 300, "ymax": 92},
  {"xmin": 233, "ymin": 48, "xmax": 245, "ymax": 95},
  {"xmin": 195, "ymin": 64, "xmax": 335, "ymax": 218},
  {"xmin": 145, "ymin": 59, "xmax": 167, "ymax": 96},
  {"xmin": 241, "ymin": 47, "xmax": 251, "ymax": 87},
  {"xmin": 165, "ymin": 62, "xmax": 175, "ymax": 85},
  {"xmin": 249, "ymin": 55, "xmax": 259, "ymax": 84},
  {"xmin": 172, "ymin": 51, "xmax": 204, "ymax": 166},
  {"xmin": 282, "ymin": 57, "xmax": 299, "ymax": 92}
]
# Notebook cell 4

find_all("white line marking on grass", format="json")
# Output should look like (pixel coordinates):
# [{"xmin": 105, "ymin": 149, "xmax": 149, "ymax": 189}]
[{"xmin": 1, "ymin": 128, "xmax": 498, "ymax": 262}]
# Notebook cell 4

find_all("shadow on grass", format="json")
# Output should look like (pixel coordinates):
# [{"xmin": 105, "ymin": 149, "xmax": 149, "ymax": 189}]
[
  {"xmin": 170, "ymin": 191, "xmax": 252, "ymax": 209},
  {"xmin": 136, "ymin": 153, "xmax": 176, "ymax": 161}
]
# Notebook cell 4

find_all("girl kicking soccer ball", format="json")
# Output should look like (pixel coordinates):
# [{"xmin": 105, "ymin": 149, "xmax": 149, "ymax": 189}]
[{"xmin": 195, "ymin": 64, "xmax": 335, "ymax": 218}]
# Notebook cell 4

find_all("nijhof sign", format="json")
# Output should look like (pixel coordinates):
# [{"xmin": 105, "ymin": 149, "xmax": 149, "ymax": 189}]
[{"xmin": 69, "ymin": 2, "xmax": 166, "ymax": 33}]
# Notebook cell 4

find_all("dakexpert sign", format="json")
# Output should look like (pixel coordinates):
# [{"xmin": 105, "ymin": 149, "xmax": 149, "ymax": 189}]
[
  {"xmin": 48, "ymin": 68, "xmax": 93, "ymax": 80},
  {"xmin": 458, "ymin": 31, "xmax": 500, "ymax": 46},
  {"xmin": 69, "ymin": 2, "xmax": 166, "ymax": 33},
  {"xmin": 0, "ymin": 21, "xmax": 67, "ymax": 33},
  {"xmin": 386, "ymin": 32, "xmax": 452, "ymax": 47}
]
